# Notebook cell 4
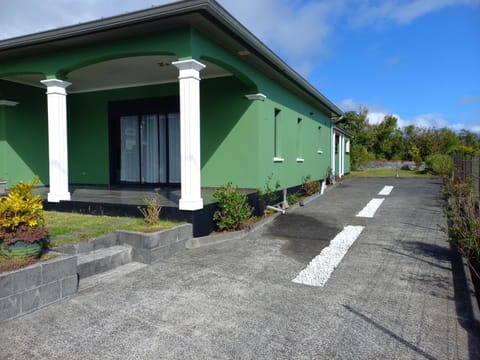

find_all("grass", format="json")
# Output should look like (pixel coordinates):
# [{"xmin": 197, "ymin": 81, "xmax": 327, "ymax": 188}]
[
  {"xmin": 44, "ymin": 211, "xmax": 182, "ymax": 247},
  {"xmin": 347, "ymin": 168, "xmax": 437, "ymax": 178}
]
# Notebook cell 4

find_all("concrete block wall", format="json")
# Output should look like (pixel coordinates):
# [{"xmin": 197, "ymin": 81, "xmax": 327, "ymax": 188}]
[
  {"xmin": 116, "ymin": 223, "xmax": 193, "ymax": 264},
  {"xmin": 0, "ymin": 255, "xmax": 78, "ymax": 323}
]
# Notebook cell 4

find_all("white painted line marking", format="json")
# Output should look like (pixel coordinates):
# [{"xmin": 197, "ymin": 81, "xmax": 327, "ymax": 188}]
[
  {"xmin": 292, "ymin": 225, "xmax": 364, "ymax": 287},
  {"xmin": 378, "ymin": 185, "xmax": 394, "ymax": 196},
  {"xmin": 356, "ymin": 198, "xmax": 385, "ymax": 218}
]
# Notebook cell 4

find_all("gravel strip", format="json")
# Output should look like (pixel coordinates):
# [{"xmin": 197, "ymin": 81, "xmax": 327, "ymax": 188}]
[
  {"xmin": 356, "ymin": 198, "xmax": 385, "ymax": 218},
  {"xmin": 292, "ymin": 225, "xmax": 364, "ymax": 287}
]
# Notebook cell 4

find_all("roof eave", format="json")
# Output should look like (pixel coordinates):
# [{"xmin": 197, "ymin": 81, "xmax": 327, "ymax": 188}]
[{"xmin": 0, "ymin": 0, "xmax": 343, "ymax": 117}]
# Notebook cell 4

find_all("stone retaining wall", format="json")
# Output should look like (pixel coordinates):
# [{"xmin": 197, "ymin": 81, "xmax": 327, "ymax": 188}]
[
  {"xmin": 0, "ymin": 224, "xmax": 193, "ymax": 323},
  {"xmin": 0, "ymin": 255, "xmax": 78, "ymax": 323}
]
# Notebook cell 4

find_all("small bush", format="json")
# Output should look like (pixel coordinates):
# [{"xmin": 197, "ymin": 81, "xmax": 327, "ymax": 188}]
[
  {"xmin": 138, "ymin": 194, "xmax": 162, "ymax": 225},
  {"xmin": 287, "ymin": 192, "xmax": 302, "ymax": 205},
  {"xmin": 351, "ymin": 144, "xmax": 372, "ymax": 170},
  {"xmin": 302, "ymin": 175, "xmax": 320, "ymax": 196},
  {"xmin": 425, "ymin": 153, "xmax": 453, "ymax": 176},
  {"xmin": 257, "ymin": 174, "xmax": 280, "ymax": 205},
  {"xmin": 213, "ymin": 182, "xmax": 253, "ymax": 231},
  {"xmin": 0, "ymin": 176, "xmax": 48, "ymax": 246}
]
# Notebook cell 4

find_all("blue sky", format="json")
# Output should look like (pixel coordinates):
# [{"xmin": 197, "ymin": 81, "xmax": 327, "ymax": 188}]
[{"xmin": 1, "ymin": 0, "xmax": 479, "ymax": 132}]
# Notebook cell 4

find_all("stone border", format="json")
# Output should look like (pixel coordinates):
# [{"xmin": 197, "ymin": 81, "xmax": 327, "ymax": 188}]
[
  {"xmin": 54, "ymin": 224, "xmax": 193, "ymax": 264},
  {"xmin": 186, "ymin": 209, "xmax": 288, "ymax": 249},
  {"xmin": 116, "ymin": 224, "xmax": 192, "ymax": 263},
  {"xmin": 0, "ymin": 254, "xmax": 78, "ymax": 323}
]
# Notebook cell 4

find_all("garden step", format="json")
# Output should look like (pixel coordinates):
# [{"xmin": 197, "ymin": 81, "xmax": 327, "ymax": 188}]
[
  {"xmin": 77, "ymin": 245, "xmax": 133, "ymax": 279},
  {"xmin": 79, "ymin": 262, "xmax": 147, "ymax": 291}
]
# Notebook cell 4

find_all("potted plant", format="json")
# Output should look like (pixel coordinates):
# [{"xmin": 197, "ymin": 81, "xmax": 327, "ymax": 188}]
[
  {"xmin": 0, "ymin": 176, "xmax": 48, "ymax": 259},
  {"xmin": 0, "ymin": 179, "xmax": 7, "ymax": 195}
]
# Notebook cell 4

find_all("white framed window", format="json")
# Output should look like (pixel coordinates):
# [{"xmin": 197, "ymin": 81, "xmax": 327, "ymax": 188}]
[{"xmin": 273, "ymin": 108, "xmax": 284, "ymax": 162}]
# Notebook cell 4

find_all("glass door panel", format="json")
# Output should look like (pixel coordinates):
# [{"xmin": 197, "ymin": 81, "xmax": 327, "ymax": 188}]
[
  {"xmin": 118, "ymin": 112, "xmax": 180, "ymax": 185},
  {"xmin": 120, "ymin": 116, "xmax": 140, "ymax": 182},
  {"xmin": 158, "ymin": 115, "xmax": 168, "ymax": 183},
  {"xmin": 168, "ymin": 113, "xmax": 181, "ymax": 184},
  {"xmin": 141, "ymin": 114, "xmax": 160, "ymax": 183}
]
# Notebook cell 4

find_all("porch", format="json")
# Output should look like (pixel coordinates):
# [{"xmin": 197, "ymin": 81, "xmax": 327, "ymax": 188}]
[{"xmin": 38, "ymin": 186, "xmax": 257, "ymax": 237}]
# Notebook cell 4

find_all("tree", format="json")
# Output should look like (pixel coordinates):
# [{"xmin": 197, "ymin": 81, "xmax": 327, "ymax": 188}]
[{"xmin": 338, "ymin": 108, "xmax": 375, "ymax": 169}]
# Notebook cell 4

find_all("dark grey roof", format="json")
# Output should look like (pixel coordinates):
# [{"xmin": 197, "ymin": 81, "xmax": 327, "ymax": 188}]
[{"xmin": 0, "ymin": 0, "xmax": 342, "ymax": 117}]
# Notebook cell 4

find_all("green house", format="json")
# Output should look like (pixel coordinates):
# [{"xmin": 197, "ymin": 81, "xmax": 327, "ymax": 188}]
[{"xmin": 0, "ymin": 0, "xmax": 349, "ymax": 214}]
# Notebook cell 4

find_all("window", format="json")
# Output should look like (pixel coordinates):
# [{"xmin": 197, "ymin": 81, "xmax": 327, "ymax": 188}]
[
  {"xmin": 317, "ymin": 125, "xmax": 324, "ymax": 154},
  {"xmin": 273, "ymin": 108, "xmax": 284, "ymax": 162},
  {"xmin": 296, "ymin": 118, "xmax": 304, "ymax": 162},
  {"xmin": 345, "ymin": 139, "xmax": 351, "ymax": 153}
]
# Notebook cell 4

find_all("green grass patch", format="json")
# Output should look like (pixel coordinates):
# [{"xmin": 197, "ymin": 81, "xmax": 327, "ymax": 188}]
[
  {"xmin": 347, "ymin": 168, "xmax": 437, "ymax": 178},
  {"xmin": 45, "ymin": 211, "xmax": 181, "ymax": 247}
]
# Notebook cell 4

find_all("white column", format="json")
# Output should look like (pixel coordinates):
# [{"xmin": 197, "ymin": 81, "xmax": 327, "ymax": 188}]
[
  {"xmin": 172, "ymin": 59, "xmax": 206, "ymax": 211},
  {"xmin": 41, "ymin": 79, "xmax": 71, "ymax": 202},
  {"xmin": 331, "ymin": 128, "xmax": 336, "ymax": 177},
  {"xmin": 340, "ymin": 134, "xmax": 345, "ymax": 177}
]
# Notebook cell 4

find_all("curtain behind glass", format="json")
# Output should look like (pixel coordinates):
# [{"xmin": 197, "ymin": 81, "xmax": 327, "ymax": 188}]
[
  {"xmin": 120, "ymin": 116, "xmax": 140, "ymax": 182},
  {"xmin": 141, "ymin": 115, "xmax": 159, "ymax": 183},
  {"xmin": 168, "ymin": 113, "xmax": 181, "ymax": 184},
  {"xmin": 158, "ymin": 115, "xmax": 168, "ymax": 183}
]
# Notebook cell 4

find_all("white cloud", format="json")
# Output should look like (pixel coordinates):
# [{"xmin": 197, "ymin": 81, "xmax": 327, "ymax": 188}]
[
  {"xmin": 221, "ymin": 0, "xmax": 345, "ymax": 76},
  {"xmin": 0, "ymin": 0, "xmax": 171, "ymax": 40},
  {"xmin": 350, "ymin": 0, "xmax": 480, "ymax": 27},
  {"xmin": 338, "ymin": 98, "xmax": 480, "ymax": 133}
]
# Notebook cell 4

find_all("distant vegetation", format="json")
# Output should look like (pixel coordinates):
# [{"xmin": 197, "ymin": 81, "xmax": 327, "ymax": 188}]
[{"xmin": 338, "ymin": 108, "xmax": 480, "ymax": 170}]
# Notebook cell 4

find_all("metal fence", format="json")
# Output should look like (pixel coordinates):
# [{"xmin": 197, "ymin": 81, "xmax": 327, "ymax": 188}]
[{"xmin": 452, "ymin": 154, "xmax": 480, "ymax": 201}]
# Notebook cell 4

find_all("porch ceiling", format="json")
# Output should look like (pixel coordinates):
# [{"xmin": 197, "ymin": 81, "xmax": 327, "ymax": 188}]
[{"xmin": 2, "ymin": 55, "xmax": 231, "ymax": 93}]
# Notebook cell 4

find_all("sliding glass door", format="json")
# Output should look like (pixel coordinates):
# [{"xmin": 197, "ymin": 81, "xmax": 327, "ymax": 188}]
[{"xmin": 117, "ymin": 112, "xmax": 180, "ymax": 185}]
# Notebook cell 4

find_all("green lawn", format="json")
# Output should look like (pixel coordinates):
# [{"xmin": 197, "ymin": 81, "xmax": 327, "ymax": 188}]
[
  {"xmin": 45, "ymin": 211, "xmax": 182, "ymax": 247},
  {"xmin": 347, "ymin": 168, "xmax": 437, "ymax": 178}
]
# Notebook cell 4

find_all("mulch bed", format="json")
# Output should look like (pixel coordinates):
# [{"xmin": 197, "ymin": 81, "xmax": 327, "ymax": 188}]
[{"xmin": 0, "ymin": 252, "xmax": 57, "ymax": 273}]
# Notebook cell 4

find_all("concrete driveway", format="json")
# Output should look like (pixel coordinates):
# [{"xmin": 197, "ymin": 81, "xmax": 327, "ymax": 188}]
[{"xmin": 1, "ymin": 177, "xmax": 479, "ymax": 359}]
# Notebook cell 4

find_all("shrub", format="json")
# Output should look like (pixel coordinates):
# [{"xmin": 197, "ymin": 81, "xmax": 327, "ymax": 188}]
[
  {"xmin": 213, "ymin": 182, "xmax": 253, "ymax": 231},
  {"xmin": 351, "ymin": 144, "xmax": 371, "ymax": 170},
  {"xmin": 302, "ymin": 175, "xmax": 320, "ymax": 196},
  {"xmin": 442, "ymin": 179, "xmax": 480, "ymax": 278},
  {"xmin": 138, "ymin": 194, "xmax": 162, "ymax": 225},
  {"xmin": 0, "ymin": 176, "xmax": 48, "ymax": 246},
  {"xmin": 409, "ymin": 145, "xmax": 422, "ymax": 168},
  {"xmin": 425, "ymin": 153, "xmax": 453, "ymax": 176},
  {"xmin": 257, "ymin": 174, "xmax": 280, "ymax": 206},
  {"xmin": 287, "ymin": 192, "xmax": 302, "ymax": 205}
]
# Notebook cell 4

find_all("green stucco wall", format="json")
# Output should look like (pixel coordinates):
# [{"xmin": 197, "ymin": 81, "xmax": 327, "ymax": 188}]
[
  {"xmin": 0, "ymin": 80, "xmax": 48, "ymax": 185},
  {"xmin": 201, "ymin": 76, "xmax": 259, "ymax": 187},
  {"xmin": 345, "ymin": 152, "xmax": 351, "ymax": 174},
  {"xmin": 194, "ymin": 31, "xmax": 333, "ymax": 189}
]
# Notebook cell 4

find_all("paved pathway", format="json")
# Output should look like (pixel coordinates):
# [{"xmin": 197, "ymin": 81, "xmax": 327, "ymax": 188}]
[{"xmin": 1, "ymin": 178, "xmax": 479, "ymax": 359}]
